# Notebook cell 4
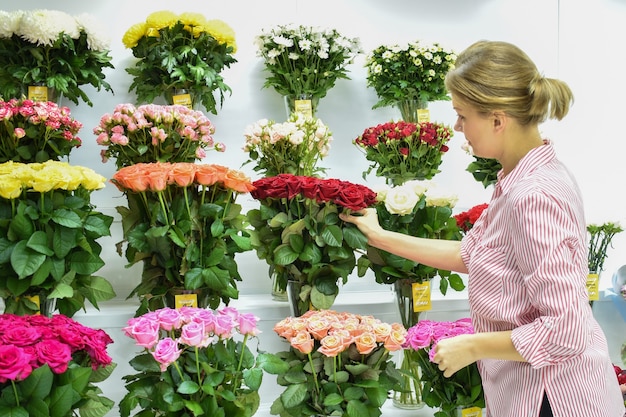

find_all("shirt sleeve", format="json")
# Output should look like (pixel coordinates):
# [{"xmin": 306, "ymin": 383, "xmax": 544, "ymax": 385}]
[{"xmin": 509, "ymin": 189, "xmax": 591, "ymax": 369}]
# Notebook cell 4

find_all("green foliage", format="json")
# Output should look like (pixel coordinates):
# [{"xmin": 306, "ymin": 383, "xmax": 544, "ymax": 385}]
[
  {"xmin": 587, "ymin": 221, "xmax": 623, "ymax": 273},
  {"xmin": 126, "ymin": 21, "xmax": 236, "ymax": 114},
  {"xmin": 466, "ymin": 156, "xmax": 501, "ymax": 188}
]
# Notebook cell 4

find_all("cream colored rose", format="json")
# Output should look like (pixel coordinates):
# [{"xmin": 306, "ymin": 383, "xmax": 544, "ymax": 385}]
[
  {"xmin": 426, "ymin": 191, "xmax": 458, "ymax": 208},
  {"xmin": 384, "ymin": 185, "xmax": 420, "ymax": 215}
]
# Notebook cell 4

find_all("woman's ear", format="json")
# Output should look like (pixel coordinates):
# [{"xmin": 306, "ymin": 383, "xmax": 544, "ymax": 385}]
[{"xmin": 492, "ymin": 111, "xmax": 506, "ymax": 132}]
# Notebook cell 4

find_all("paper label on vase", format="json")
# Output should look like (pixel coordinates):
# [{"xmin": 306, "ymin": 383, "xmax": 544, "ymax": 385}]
[
  {"xmin": 175, "ymin": 294, "xmax": 198, "ymax": 309},
  {"xmin": 412, "ymin": 281, "xmax": 432, "ymax": 312},
  {"xmin": 172, "ymin": 93, "xmax": 193, "ymax": 109},
  {"xmin": 460, "ymin": 407, "xmax": 482, "ymax": 417},
  {"xmin": 25, "ymin": 295, "xmax": 41, "ymax": 315},
  {"xmin": 417, "ymin": 108, "xmax": 431, "ymax": 123},
  {"xmin": 294, "ymin": 99, "xmax": 313, "ymax": 119},
  {"xmin": 586, "ymin": 273, "xmax": 599, "ymax": 301},
  {"xmin": 28, "ymin": 86, "xmax": 49, "ymax": 102}
]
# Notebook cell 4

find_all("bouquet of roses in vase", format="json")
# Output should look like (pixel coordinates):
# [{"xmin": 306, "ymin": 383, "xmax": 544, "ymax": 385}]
[
  {"xmin": 365, "ymin": 40, "xmax": 456, "ymax": 121},
  {"xmin": 0, "ymin": 160, "xmax": 115, "ymax": 317},
  {"xmin": 404, "ymin": 318, "xmax": 485, "ymax": 417},
  {"xmin": 94, "ymin": 103, "xmax": 224, "ymax": 169},
  {"xmin": 0, "ymin": 313, "xmax": 116, "ymax": 417},
  {"xmin": 111, "ymin": 162, "xmax": 254, "ymax": 315},
  {"xmin": 0, "ymin": 98, "xmax": 83, "ymax": 163},
  {"xmin": 271, "ymin": 309, "xmax": 406, "ymax": 417},
  {"xmin": 354, "ymin": 120, "xmax": 453, "ymax": 186},
  {"xmin": 242, "ymin": 112, "xmax": 333, "ymax": 178},
  {"xmin": 254, "ymin": 23, "xmax": 362, "ymax": 116},
  {"xmin": 0, "ymin": 9, "xmax": 114, "ymax": 106},
  {"xmin": 247, "ymin": 174, "xmax": 376, "ymax": 315},
  {"xmin": 122, "ymin": 10, "xmax": 237, "ymax": 114},
  {"xmin": 356, "ymin": 180, "xmax": 464, "ymax": 409},
  {"xmin": 120, "ymin": 306, "xmax": 281, "ymax": 417}
]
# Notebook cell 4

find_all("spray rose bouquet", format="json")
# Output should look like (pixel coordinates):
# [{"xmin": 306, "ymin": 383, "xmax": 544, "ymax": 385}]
[
  {"xmin": 111, "ymin": 162, "xmax": 254, "ymax": 314},
  {"xmin": 404, "ymin": 318, "xmax": 485, "ymax": 417},
  {"xmin": 247, "ymin": 174, "xmax": 376, "ymax": 314},
  {"xmin": 120, "ymin": 306, "xmax": 281, "ymax": 417},
  {"xmin": 0, "ymin": 313, "xmax": 116, "ymax": 417},
  {"xmin": 0, "ymin": 98, "xmax": 82, "ymax": 163},
  {"xmin": 271, "ymin": 309, "xmax": 405, "ymax": 417},
  {"xmin": 122, "ymin": 11, "xmax": 237, "ymax": 114},
  {"xmin": 242, "ymin": 112, "xmax": 333, "ymax": 177},
  {"xmin": 0, "ymin": 161, "xmax": 115, "ymax": 317},
  {"xmin": 94, "ymin": 103, "xmax": 224, "ymax": 169},
  {"xmin": 354, "ymin": 120, "xmax": 453, "ymax": 186},
  {"xmin": 0, "ymin": 9, "xmax": 114, "ymax": 106}
]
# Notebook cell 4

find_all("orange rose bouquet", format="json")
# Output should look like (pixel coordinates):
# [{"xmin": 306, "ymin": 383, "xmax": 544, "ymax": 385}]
[
  {"xmin": 111, "ymin": 162, "xmax": 254, "ymax": 315},
  {"xmin": 271, "ymin": 310, "xmax": 405, "ymax": 417}
]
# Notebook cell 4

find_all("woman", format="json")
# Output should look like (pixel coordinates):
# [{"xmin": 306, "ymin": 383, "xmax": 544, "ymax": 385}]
[{"xmin": 340, "ymin": 41, "xmax": 624, "ymax": 417}]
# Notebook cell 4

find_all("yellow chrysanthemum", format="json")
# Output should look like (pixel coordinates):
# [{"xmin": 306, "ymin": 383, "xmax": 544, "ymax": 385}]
[
  {"xmin": 203, "ymin": 19, "xmax": 237, "ymax": 52},
  {"xmin": 178, "ymin": 12, "xmax": 207, "ymax": 28},
  {"xmin": 146, "ymin": 10, "xmax": 178, "ymax": 30},
  {"xmin": 122, "ymin": 22, "xmax": 148, "ymax": 48}
]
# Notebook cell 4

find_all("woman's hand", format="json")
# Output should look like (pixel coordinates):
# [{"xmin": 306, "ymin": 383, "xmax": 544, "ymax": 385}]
[
  {"xmin": 339, "ymin": 208, "xmax": 383, "ymax": 240},
  {"xmin": 432, "ymin": 334, "xmax": 478, "ymax": 377}
]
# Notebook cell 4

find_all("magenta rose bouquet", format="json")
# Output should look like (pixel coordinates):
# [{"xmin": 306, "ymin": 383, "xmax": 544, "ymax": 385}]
[
  {"xmin": 0, "ymin": 313, "xmax": 116, "ymax": 417},
  {"xmin": 247, "ymin": 174, "xmax": 377, "ymax": 313},
  {"xmin": 271, "ymin": 309, "xmax": 405, "ymax": 417},
  {"xmin": 120, "ymin": 306, "xmax": 283, "ymax": 417},
  {"xmin": 404, "ymin": 318, "xmax": 485, "ymax": 417}
]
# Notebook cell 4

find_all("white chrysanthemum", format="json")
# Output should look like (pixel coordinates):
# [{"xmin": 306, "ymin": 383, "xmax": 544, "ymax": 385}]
[
  {"xmin": 288, "ymin": 52, "xmax": 300, "ymax": 60},
  {"xmin": 273, "ymin": 35, "xmax": 293, "ymax": 48},
  {"xmin": 75, "ymin": 13, "xmax": 110, "ymax": 51},
  {"xmin": 18, "ymin": 9, "xmax": 80, "ymax": 46},
  {"xmin": 382, "ymin": 50, "xmax": 394, "ymax": 60},
  {"xmin": 299, "ymin": 39, "xmax": 312, "ymax": 51},
  {"xmin": 0, "ymin": 10, "xmax": 23, "ymax": 38}
]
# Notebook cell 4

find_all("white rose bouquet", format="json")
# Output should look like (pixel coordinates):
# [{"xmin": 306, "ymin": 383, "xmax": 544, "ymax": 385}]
[{"xmin": 356, "ymin": 181, "xmax": 464, "ymax": 295}]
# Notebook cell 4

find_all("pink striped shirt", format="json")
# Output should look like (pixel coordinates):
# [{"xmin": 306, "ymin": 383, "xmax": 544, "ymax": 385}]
[{"xmin": 461, "ymin": 144, "xmax": 625, "ymax": 417}]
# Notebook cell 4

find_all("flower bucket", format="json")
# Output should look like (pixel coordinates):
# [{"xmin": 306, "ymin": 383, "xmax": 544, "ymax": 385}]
[
  {"xmin": 396, "ymin": 98, "xmax": 429, "ymax": 123},
  {"xmin": 284, "ymin": 94, "xmax": 318, "ymax": 119}
]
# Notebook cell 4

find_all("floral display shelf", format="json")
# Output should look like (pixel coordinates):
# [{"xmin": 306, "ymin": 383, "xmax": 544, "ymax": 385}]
[{"xmin": 0, "ymin": 287, "xmax": 620, "ymax": 417}]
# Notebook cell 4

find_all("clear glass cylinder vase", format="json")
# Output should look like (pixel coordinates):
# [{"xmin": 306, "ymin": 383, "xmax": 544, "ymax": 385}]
[
  {"xmin": 284, "ymin": 94, "xmax": 318, "ymax": 119},
  {"xmin": 396, "ymin": 98, "xmax": 429, "ymax": 123}
]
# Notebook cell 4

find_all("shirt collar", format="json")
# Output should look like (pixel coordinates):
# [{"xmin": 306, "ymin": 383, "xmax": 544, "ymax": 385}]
[{"xmin": 496, "ymin": 142, "xmax": 555, "ymax": 194}]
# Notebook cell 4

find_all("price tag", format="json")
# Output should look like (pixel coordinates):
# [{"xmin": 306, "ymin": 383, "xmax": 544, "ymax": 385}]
[
  {"xmin": 294, "ymin": 99, "xmax": 313, "ymax": 119},
  {"xmin": 460, "ymin": 406, "xmax": 482, "ymax": 417},
  {"xmin": 412, "ymin": 281, "xmax": 432, "ymax": 312},
  {"xmin": 28, "ymin": 86, "xmax": 49, "ymax": 102},
  {"xmin": 172, "ymin": 92, "xmax": 193, "ymax": 109},
  {"xmin": 417, "ymin": 108, "xmax": 431, "ymax": 123},
  {"xmin": 586, "ymin": 273, "xmax": 599, "ymax": 301},
  {"xmin": 175, "ymin": 293, "xmax": 198, "ymax": 309}
]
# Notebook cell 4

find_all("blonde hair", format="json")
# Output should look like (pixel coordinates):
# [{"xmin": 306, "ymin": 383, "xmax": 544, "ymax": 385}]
[{"xmin": 445, "ymin": 40, "xmax": 573, "ymax": 125}]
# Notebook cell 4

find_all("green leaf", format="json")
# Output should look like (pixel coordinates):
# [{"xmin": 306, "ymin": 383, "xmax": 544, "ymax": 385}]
[
  {"xmin": 243, "ymin": 367, "xmax": 263, "ymax": 391},
  {"xmin": 68, "ymin": 251, "xmax": 105, "ymax": 275},
  {"xmin": 0, "ymin": 406, "xmax": 29, "ymax": 417},
  {"xmin": 18, "ymin": 365, "xmax": 54, "ymax": 400},
  {"xmin": 48, "ymin": 383, "xmax": 74, "ymax": 417},
  {"xmin": 256, "ymin": 353, "xmax": 290, "ymax": 375},
  {"xmin": 51, "ymin": 208, "xmax": 82, "ymax": 228},
  {"xmin": 26, "ymin": 231, "xmax": 54, "ymax": 256},
  {"xmin": 177, "ymin": 380, "xmax": 200, "ymax": 395},
  {"xmin": 273, "ymin": 244, "xmax": 299, "ymax": 265},
  {"xmin": 320, "ymin": 224, "xmax": 342, "ymax": 247},
  {"xmin": 323, "ymin": 392, "xmax": 343, "ymax": 406},
  {"xmin": 280, "ymin": 383, "xmax": 308, "ymax": 409},
  {"xmin": 10, "ymin": 241, "xmax": 46, "ymax": 279},
  {"xmin": 346, "ymin": 398, "xmax": 370, "ymax": 417}
]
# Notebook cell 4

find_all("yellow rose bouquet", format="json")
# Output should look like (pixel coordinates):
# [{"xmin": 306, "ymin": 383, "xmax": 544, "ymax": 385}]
[
  {"xmin": 271, "ymin": 310, "xmax": 405, "ymax": 417},
  {"xmin": 0, "ymin": 161, "xmax": 115, "ymax": 316}
]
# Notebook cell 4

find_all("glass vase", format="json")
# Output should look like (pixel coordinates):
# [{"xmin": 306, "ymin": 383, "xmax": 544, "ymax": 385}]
[
  {"xmin": 284, "ymin": 94, "xmax": 318, "ymax": 119},
  {"xmin": 271, "ymin": 272, "xmax": 288, "ymax": 301},
  {"xmin": 392, "ymin": 278, "xmax": 427, "ymax": 409},
  {"xmin": 395, "ymin": 98, "xmax": 429, "ymax": 123}
]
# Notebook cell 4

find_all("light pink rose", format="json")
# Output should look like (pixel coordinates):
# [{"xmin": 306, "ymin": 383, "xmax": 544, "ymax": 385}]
[
  {"xmin": 13, "ymin": 127, "xmax": 25, "ymax": 139},
  {"xmin": 354, "ymin": 332, "xmax": 377, "ymax": 355},
  {"xmin": 123, "ymin": 317, "xmax": 160, "ymax": 349},
  {"xmin": 0, "ymin": 345, "xmax": 33, "ymax": 383},
  {"xmin": 179, "ymin": 322, "xmax": 211, "ymax": 348},
  {"xmin": 214, "ymin": 314, "xmax": 235, "ymax": 338},
  {"xmin": 156, "ymin": 308, "xmax": 183, "ymax": 331},
  {"xmin": 152, "ymin": 338, "xmax": 181, "ymax": 372},
  {"xmin": 238, "ymin": 313, "xmax": 260, "ymax": 336},
  {"xmin": 290, "ymin": 330, "xmax": 314, "ymax": 354}
]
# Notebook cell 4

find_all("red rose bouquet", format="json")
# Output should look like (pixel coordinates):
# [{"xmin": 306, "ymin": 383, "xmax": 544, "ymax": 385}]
[
  {"xmin": 0, "ymin": 313, "xmax": 116, "ymax": 416},
  {"xmin": 354, "ymin": 120, "xmax": 453, "ymax": 186},
  {"xmin": 271, "ymin": 309, "xmax": 405, "ymax": 417},
  {"xmin": 247, "ymin": 174, "xmax": 376, "ymax": 313},
  {"xmin": 404, "ymin": 318, "xmax": 485, "ymax": 417},
  {"xmin": 454, "ymin": 203, "xmax": 489, "ymax": 234}
]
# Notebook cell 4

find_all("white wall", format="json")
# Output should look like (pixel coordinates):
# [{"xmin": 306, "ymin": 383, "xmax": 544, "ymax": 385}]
[{"xmin": 3, "ymin": 1, "xmax": 626, "ymax": 415}]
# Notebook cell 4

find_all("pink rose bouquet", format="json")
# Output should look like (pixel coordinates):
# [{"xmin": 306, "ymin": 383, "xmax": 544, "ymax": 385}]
[
  {"xmin": 271, "ymin": 309, "xmax": 405, "ymax": 417},
  {"xmin": 0, "ymin": 313, "xmax": 116, "ymax": 416},
  {"xmin": 248, "ymin": 174, "xmax": 377, "ymax": 313},
  {"xmin": 120, "ymin": 306, "xmax": 282, "ymax": 417},
  {"xmin": 404, "ymin": 318, "xmax": 485, "ymax": 416}
]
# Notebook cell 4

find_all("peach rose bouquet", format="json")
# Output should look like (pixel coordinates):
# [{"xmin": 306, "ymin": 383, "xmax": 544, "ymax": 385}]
[
  {"xmin": 111, "ymin": 162, "xmax": 254, "ymax": 314},
  {"xmin": 271, "ymin": 309, "xmax": 406, "ymax": 417}
]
